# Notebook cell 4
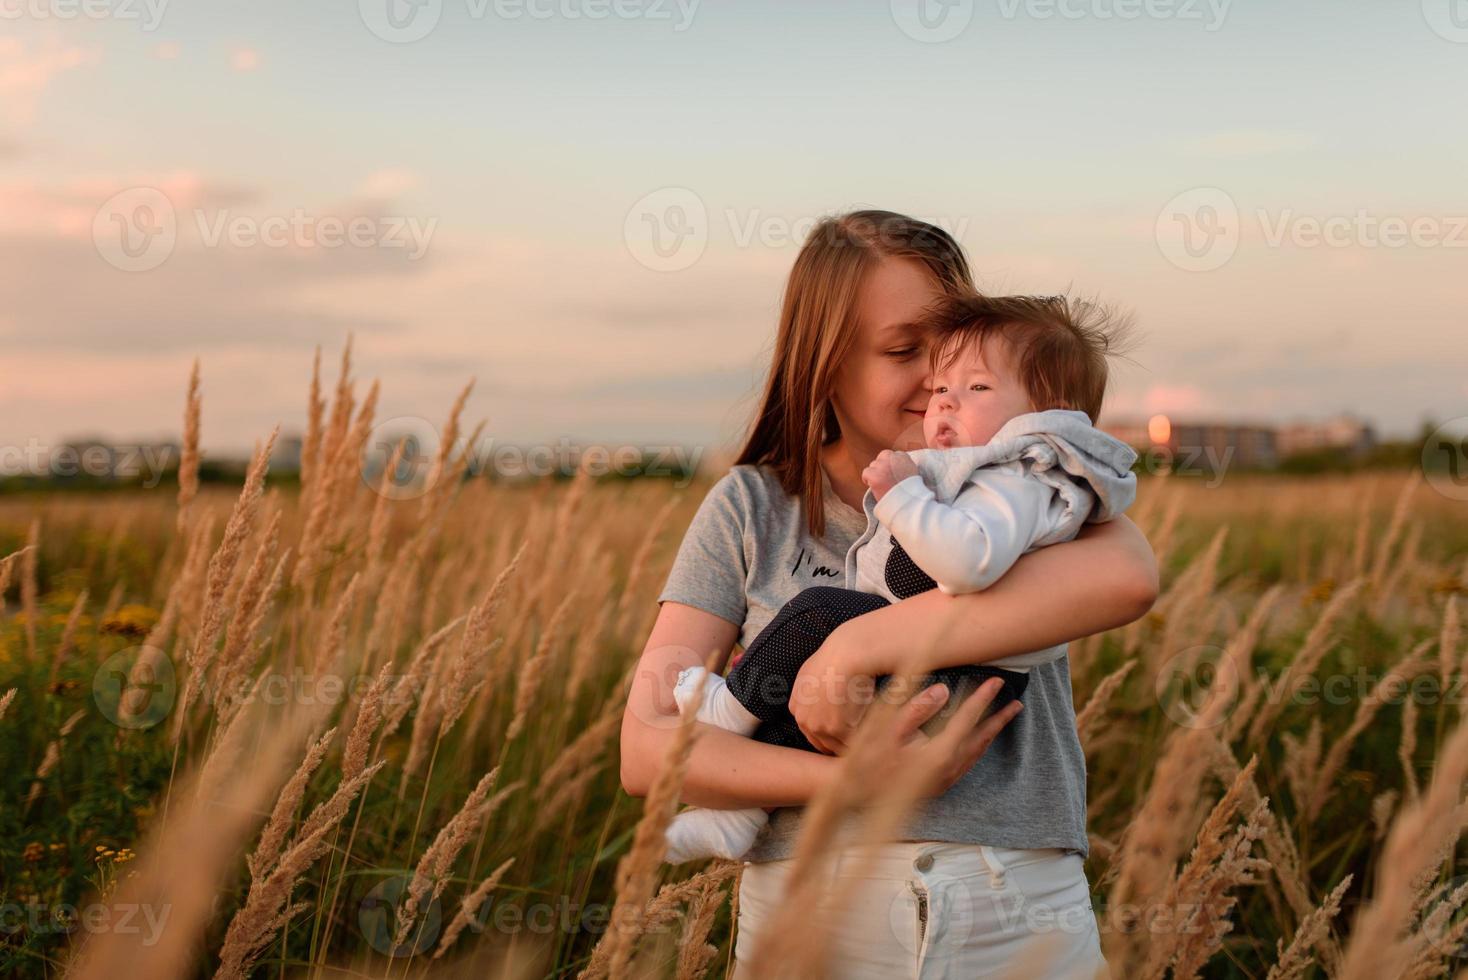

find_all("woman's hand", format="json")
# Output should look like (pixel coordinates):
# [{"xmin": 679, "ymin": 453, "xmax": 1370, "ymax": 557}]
[
  {"xmin": 853, "ymin": 677, "xmax": 1022, "ymax": 799},
  {"xmin": 790, "ymin": 636, "xmax": 876, "ymax": 755}
]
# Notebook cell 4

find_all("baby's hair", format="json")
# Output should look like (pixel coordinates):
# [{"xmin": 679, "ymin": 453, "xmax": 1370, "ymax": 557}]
[{"xmin": 918, "ymin": 292, "xmax": 1134, "ymax": 423}]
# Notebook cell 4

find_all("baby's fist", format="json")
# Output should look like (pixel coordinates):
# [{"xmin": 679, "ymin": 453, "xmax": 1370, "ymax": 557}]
[{"xmin": 862, "ymin": 450, "xmax": 918, "ymax": 502}]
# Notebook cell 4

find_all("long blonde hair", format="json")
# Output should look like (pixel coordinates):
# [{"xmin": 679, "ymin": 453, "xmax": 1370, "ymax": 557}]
[{"xmin": 735, "ymin": 210, "xmax": 974, "ymax": 538}]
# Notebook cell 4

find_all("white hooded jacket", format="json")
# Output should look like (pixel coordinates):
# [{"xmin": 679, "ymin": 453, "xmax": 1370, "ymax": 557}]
[{"xmin": 842, "ymin": 409, "xmax": 1139, "ymax": 671}]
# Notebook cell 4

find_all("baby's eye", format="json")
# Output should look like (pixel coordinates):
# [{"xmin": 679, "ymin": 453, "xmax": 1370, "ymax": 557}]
[
  {"xmin": 886, "ymin": 347, "xmax": 919, "ymax": 360},
  {"xmin": 970, "ymin": 383, "xmax": 989, "ymax": 392},
  {"xmin": 933, "ymin": 386, "xmax": 947, "ymax": 394}
]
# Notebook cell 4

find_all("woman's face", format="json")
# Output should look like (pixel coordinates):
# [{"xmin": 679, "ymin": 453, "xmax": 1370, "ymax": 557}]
[{"xmin": 830, "ymin": 256, "xmax": 943, "ymax": 455}]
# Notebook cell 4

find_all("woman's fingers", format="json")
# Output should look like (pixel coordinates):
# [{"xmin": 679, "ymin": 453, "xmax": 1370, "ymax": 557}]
[
  {"xmin": 895, "ymin": 682, "xmax": 950, "ymax": 737},
  {"xmin": 806, "ymin": 727, "xmax": 846, "ymax": 756},
  {"xmin": 961, "ymin": 699, "xmax": 1022, "ymax": 759},
  {"xmin": 931, "ymin": 678, "xmax": 1008, "ymax": 752}
]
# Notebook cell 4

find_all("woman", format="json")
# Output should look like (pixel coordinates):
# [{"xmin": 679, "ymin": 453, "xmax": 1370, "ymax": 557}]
[{"xmin": 619, "ymin": 211, "xmax": 1158, "ymax": 978}]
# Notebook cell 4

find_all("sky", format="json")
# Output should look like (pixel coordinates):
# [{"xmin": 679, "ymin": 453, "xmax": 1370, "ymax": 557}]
[{"xmin": 1, "ymin": 0, "xmax": 1465, "ymax": 465}]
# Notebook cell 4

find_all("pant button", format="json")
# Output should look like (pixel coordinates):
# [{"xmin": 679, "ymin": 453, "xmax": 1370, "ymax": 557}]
[{"xmin": 913, "ymin": 852, "xmax": 934, "ymax": 872}]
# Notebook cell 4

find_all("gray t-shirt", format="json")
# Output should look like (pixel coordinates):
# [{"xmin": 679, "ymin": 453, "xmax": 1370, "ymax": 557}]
[{"xmin": 655, "ymin": 462, "xmax": 1089, "ymax": 864}]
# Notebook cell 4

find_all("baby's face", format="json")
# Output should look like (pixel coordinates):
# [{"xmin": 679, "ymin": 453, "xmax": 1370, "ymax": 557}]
[{"xmin": 923, "ymin": 333, "xmax": 1036, "ymax": 449}]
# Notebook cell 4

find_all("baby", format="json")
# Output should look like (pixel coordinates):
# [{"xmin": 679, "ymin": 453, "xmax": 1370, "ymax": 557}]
[{"xmin": 662, "ymin": 292, "xmax": 1138, "ymax": 864}]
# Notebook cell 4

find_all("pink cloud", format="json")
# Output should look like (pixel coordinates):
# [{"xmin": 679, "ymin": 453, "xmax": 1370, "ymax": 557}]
[
  {"xmin": 0, "ymin": 172, "xmax": 212, "ymax": 238},
  {"xmin": 1106, "ymin": 383, "xmax": 1213, "ymax": 421},
  {"xmin": 0, "ymin": 34, "xmax": 101, "ymax": 126},
  {"xmin": 355, "ymin": 169, "xmax": 419, "ymax": 200}
]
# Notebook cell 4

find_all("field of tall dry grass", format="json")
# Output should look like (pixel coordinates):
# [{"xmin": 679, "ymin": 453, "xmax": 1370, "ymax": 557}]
[{"xmin": 2, "ymin": 346, "xmax": 1466, "ymax": 979}]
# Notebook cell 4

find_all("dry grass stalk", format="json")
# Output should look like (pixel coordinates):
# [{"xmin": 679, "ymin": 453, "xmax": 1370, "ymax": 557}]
[
  {"xmin": 540, "ymin": 762, "xmax": 607, "ymax": 824},
  {"xmin": 614, "ymin": 495, "xmax": 680, "ymax": 638},
  {"xmin": 580, "ymin": 862, "xmax": 741, "ymax": 979},
  {"xmin": 567, "ymin": 574, "xmax": 618, "ymax": 705},
  {"xmin": 215, "ymin": 549, "xmax": 291, "ymax": 728},
  {"xmin": 0, "ymin": 688, "xmax": 15, "ymax": 720},
  {"xmin": 384, "ymin": 614, "xmax": 467, "ymax": 741},
  {"xmin": 394, "ymin": 766, "xmax": 521, "ymax": 950},
  {"xmin": 1339, "ymin": 710, "xmax": 1468, "ymax": 979},
  {"xmin": 1440, "ymin": 596, "xmax": 1461, "ymax": 683},
  {"xmin": 0, "ymin": 543, "xmax": 36, "ymax": 617},
  {"xmin": 673, "ymin": 874, "xmax": 728, "ymax": 980},
  {"xmin": 1247, "ymin": 578, "xmax": 1365, "ymax": 746},
  {"xmin": 1076, "ymin": 659, "xmax": 1136, "ymax": 748},
  {"xmin": 248, "ymin": 726, "xmax": 337, "ymax": 881},
  {"xmin": 744, "ymin": 673, "xmax": 946, "ymax": 979},
  {"xmin": 1368, "ymin": 470, "xmax": 1422, "ymax": 592},
  {"xmin": 1147, "ymin": 756, "xmax": 1271, "ymax": 979},
  {"xmin": 363, "ymin": 435, "xmax": 409, "ymax": 587},
  {"xmin": 176, "ymin": 357, "xmax": 201, "ymax": 538},
  {"xmin": 415, "ymin": 379, "xmax": 475, "ymax": 523},
  {"xmin": 1106, "ymin": 724, "xmax": 1219, "ymax": 962},
  {"xmin": 173, "ymin": 427, "xmax": 279, "ymax": 742},
  {"xmin": 439, "ymin": 542, "xmax": 528, "ymax": 737},
  {"xmin": 535, "ymin": 698, "xmax": 625, "ymax": 805},
  {"xmin": 299, "ymin": 345, "xmax": 325, "ymax": 506},
  {"xmin": 1149, "ymin": 526, "xmax": 1228, "ymax": 676},
  {"xmin": 175, "ymin": 509, "xmax": 220, "ymax": 651},
  {"xmin": 1400, "ymin": 695, "xmax": 1421, "ymax": 803},
  {"xmin": 432, "ymin": 856, "xmax": 518, "ymax": 959},
  {"xmin": 47, "ymin": 587, "xmax": 89, "ymax": 686},
  {"xmin": 1306, "ymin": 638, "xmax": 1435, "ymax": 821},
  {"xmin": 585, "ymin": 653, "xmax": 712, "ymax": 980},
  {"xmin": 293, "ymin": 342, "xmax": 357, "ymax": 590},
  {"xmin": 1264, "ymin": 875, "xmax": 1354, "ymax": 980},
  {"xmin": 67, "ymin": 705, "xmax": 313, "ymax": 980},
  {"xmin": 211, "ymin": 510, "xmax": 283, "ymax": 692},
  {"xmin": 25, "ymin": 709, "xmax": 86, "ymax": 813},
  {"xmin": 342, "ymin": 663, "xmax": 391, "ymax": 781},
  {"xmin": 216, "ymin": 757, "xmax": 387, "ymax": 980},
  {"xmin": 22, "ymin": 516, "xmax": 39, "ymax": 660},
  {"xmin": 506, "ymin": 585, "xmax": 581, "ymax": 742},
  {"xmin": 311, "ymin": 572, "xmax": 362, "ymax": 685}
]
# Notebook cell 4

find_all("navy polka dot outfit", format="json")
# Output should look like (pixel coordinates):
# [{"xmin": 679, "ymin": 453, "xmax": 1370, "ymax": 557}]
[{"xmin": 723, "ymin": 541, "xmax": 1029, "ymax": 753}]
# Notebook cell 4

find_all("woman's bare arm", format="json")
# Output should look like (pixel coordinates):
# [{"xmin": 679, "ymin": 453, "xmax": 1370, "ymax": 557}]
[
  {"xmin": 619, "ymin": 601, "xmax": 840, "ymax": 805},
  {"xmin": 831, "ymin": 514, "xmax": 1158, "ymax": 679}
]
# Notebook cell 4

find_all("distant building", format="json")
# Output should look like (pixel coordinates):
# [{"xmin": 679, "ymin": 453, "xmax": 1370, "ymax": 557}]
[
  {"xmin": 1277, "ymin": 415, "xmax": 1377, "ymax": 459},
  {"xmin": 1100, "ymin": 415, "xmax": 1279, "ymax": 469},
  {"xmin": 1169, "ymin": 422, "xmax": 1278, "ymax": 469}
]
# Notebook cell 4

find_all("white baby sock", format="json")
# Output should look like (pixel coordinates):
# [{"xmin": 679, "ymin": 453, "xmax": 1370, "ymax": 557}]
[
  {"xmin": 665, "ymin": 805, "xmax": 769, "ymax": 863},
  {"xmin": 672, "ymin": 666, "xmax": 760, "ymax": 734},
  {"xmin": 663, "ymin": 666, "xmax": 769, "ymax": 863}
]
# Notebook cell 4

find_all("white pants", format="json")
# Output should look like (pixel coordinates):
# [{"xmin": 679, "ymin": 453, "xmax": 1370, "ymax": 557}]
[{"xmin": 731, "ymin": 841, "xmax": 1109, "ymax": 980}]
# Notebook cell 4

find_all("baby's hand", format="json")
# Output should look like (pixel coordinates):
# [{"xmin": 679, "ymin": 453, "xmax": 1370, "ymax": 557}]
[{"xmin": 861, "ymin": 450, "xmax": 919, "ymax": 502}]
